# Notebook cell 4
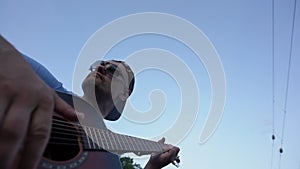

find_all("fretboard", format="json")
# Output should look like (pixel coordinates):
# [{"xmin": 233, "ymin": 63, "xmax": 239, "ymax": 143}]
[{"xmin": 81, "ymin": 125, "xmax": 165, "ymax": 156}]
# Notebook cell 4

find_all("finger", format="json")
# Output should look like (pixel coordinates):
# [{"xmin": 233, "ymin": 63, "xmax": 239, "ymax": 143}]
[
  {"xmin": 171, "ymin": 146, "xmax": 180, "ymax": 158},
  {"xmin": 76, "ymin": 112, "xmax": 85, "ymax": 120},
  {"xmin": 161, "ymin": 145, "xmax": 180, "ymax": 162},
  {"xmin": 167, "ymin": 146, "xmax": 180, "ymax": 162},
  {"xmin": 18, "ymin": 99, "xmax": 53, "ymax": 169},
  {"xmin": 158, "ymin": 137, "xmax": 166, "ymax": 144},
  {"xmin": 150, "ymin": 138, "xmax": 166, "ymax": 156},
  {"xmin": 0, "ymin": 95, "xmax": 11, "ymax": 124},
  {"xmin": 0, "ymin": 100, "xmax": 33, "ymax": 169},
  {"xmin": 52, "ymin": 92, "xmax": 76, "ymax": 121}
]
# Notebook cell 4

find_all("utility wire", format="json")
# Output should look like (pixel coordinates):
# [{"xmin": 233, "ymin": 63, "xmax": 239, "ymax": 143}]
[
  {"xmin": 278, "ymin": 0, "xmax": 298, "ymax": 168},
  {"xmin": 270, "ymin": 0, "xmax": 275, "ymax": 168}
]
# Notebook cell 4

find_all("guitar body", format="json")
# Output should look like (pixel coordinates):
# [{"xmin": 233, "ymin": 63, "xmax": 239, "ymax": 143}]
[
  {"xmin": 39, "ymin": 151, "xmax": 121, "ymax": 169},
  {"xmin": 39, "ymin": 151, "xmax": 122, "ymax": 169},
  {"xmin": 38, "ymin": 91, "xmax": 122, "ymax": 169}
]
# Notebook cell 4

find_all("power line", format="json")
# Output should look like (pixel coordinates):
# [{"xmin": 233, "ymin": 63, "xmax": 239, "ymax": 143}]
[
  {"xmin": 270, "ymin": 0, "xmax": 298, "ymax": 169},
  {"xmin": 270, "ymin": 0, "xmax": 276, "ymax": 169},
  {"xmin": 278, "ymin": 0, "xmax": 298, "ymax": 169}
]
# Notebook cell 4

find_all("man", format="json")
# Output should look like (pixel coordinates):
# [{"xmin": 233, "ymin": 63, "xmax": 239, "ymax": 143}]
[{"xmin": 1, "ymin": 35, "xmax": 180, "ymax": 168}]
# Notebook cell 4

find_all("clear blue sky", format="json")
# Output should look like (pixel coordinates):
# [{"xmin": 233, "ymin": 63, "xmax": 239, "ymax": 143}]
[{"xmin": 1, "ymin": 0, "xmax": 299, "ymax": 169}]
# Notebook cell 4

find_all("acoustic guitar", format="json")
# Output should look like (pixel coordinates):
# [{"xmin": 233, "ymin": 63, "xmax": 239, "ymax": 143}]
[{"xmin": 38, "ymin": 91, "xmax": 179, "ymax": 169}]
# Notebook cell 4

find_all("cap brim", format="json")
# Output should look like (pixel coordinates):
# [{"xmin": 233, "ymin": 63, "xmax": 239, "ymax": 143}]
[
  {"xmin": 104, "ymin": 101, "xmax": 125, "ymax": 121},
  {"xmin": 104, "ymin": 107, "xmax": 121, "ymax": 121}
]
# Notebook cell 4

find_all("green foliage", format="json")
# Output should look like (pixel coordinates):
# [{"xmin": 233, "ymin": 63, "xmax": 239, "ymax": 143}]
[{"xmin": 120, "ymin": 156, "xmax": 142, "ymax": 169}]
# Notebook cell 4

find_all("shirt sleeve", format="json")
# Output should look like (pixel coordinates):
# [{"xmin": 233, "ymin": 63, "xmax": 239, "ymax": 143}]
[{"xmin": 22, "ymin": 54, "xmax": 71, "ymax": 94}]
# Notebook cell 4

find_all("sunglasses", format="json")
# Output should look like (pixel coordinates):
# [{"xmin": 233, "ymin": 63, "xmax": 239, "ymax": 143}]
[{"xmin": 89, "ymin": 61, "xmax": 124, "ymax": 80}]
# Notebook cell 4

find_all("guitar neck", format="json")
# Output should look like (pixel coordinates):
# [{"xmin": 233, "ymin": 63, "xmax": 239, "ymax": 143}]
[{"xmin": 81, "ymin": 125, "xmax": 164, "ymax": 156}]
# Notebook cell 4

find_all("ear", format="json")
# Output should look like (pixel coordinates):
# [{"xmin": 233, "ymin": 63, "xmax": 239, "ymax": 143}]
[{"xmin": 119, "ymin": 90, "xmax": 129, "ymax": 101}]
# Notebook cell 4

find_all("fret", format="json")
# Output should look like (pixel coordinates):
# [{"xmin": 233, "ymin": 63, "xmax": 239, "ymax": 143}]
[
  {"xmin": 107, "ymin": 131, "xmax": 118, "ymax": 151},
  {"xmin": 120, "ymin": 133, "xmax": 128, "ymax": 151},
  {"xmin": 123, "ymin": 135, "xmax": 130, "ymax": 152},
  {"xmin": 139, "ymin": 137, "xmax": 147, "ymax": 152},
  {"xmin": 100, "ymin": 129, "xmax": 109, "ymax": 150},
  {"xmin": 97, "ymin": 129, "xmax": 104, "ymax": 149},
  {"xmin": 142, "ymin": 139, "xmax": 151, "ymax": 153},
  {"xmin": 148, "ymin": 142, "xmax": 155, "ymax": 150},
  {"xmin": 78, "ymin": 127, "xmax": 88, "ymax": 149},
  {"xmin": 80, "ymin": 124, "xmax": 164, "ymax": 155},
  {"xmin": 156, "ymin": 142, "xmax": 163, "ymax": 152},
  {"xmin": 117, "ymin": 133, "xmax": 126, "ymax": 152},
  {"xmin": 125, "ymin": 135, "xmax": 133, "ymax": 151},
  {"xmin": 136, "ymin": 137, "xmax": 145, "ymax": 153},
  {"xmin": 150, "ymin": 140, "xmax": 161, "ymax": 152},
  {"xmin": 136, "ymin": 137, "xmax": 147, "ymax": 154},
  {"xmin": 105, "ymin": 130, "xmax": 112, "ymax": 150},
  {"xmin": 103, "ymin": 130, "xmax": 111, "ymax": 150},
  {"xmin": 82, "ymin": 126, "xmax": 91, "ymax": 149},
  {"xmin": 92, "ymin": 127, "xmax": 100, "ymax": 149},
  {"xmin": 150, "ymin": 140, "xmax": 160, "ymax": 151},
  {"xmin": 114, "ymin": 132, "xmax": 124, "ymax": 152},
  {"xmin": 128, "ymin": 136, "xmax": 136, "ymax": 152},
  {"xmin": 132, "ymin": 136, "xmax": 143, "ymax": 153},
  {"xmin": 131, "ymin": 135, "xmax": 141, "ymax": 155},
  {"xmin": 108, "ymin": 132, "xmax": 116, "ymax": 151},
  {"xmin": 77, "ymin": 127, "xmax": 85, "ymax": 140},
  {"xmin": 95, "ymin": 128, "xmax": 104, "ymax": 149},
  {"xmin": 88, "ymin": 127, "xmax": 96, "ymax": 149}
]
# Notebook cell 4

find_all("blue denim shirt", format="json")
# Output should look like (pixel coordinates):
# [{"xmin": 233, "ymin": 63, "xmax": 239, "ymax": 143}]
[{"xmin": 22, "ymin": 54, "xmax": 69, "ymax": 93}]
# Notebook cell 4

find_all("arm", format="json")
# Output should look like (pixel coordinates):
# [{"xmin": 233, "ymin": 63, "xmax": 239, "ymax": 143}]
[{"xmin": 0, "ymin": 35, "xmax": 75, "ymax": 169}]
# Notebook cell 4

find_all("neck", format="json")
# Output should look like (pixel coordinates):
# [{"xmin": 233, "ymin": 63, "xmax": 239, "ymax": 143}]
[{"xmin": 82, "ymin": 92, "xmax": 114, "ymax": 118}]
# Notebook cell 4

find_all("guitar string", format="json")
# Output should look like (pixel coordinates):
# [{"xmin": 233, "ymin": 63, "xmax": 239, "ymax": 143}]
[
  {"xmin": 52, "ymin": 118, "xmax": 108, "ymax": 137},
  {"xmin": 47, "ymin": 142, "xmax": 82, "ymax": 146},
  {"xmin": 52, "ymin": 118, "xmax": 86, "ymax": 128},
  {"xmin": 51, "ymin": 119, "xmax": 109, "ymax": 148},
  {"xmin": 45, "ymin": 140, "xmax": 180, "ymax": 168},
  {"xmin": 52, "ymin": 118, "xmax": 164, "ymax": 148},
  {"xmin": 50, "ymin": 119, "xmax": 164, "ymax": 152},
  {"xmin": 50, "ymin": 119, "xmax": 177, "ymax": 160},
  {"xmin": 46, "ymin": 141, "xmax": 164, "ymax": 155},
  {"xmin": 47, "ymin": 133, "xmax": 112, "ymax": 150},
  {"xmin": 50, "ymin": 125, "xmax": 109, "ymax": 147},
  {"xmin": 46, "ymin": 142, "xmax": 164, "ymax": 155},
  {"xmin": 52, "ymin": 119, "xmax": 119, "ymax": 142},
  {"xmin": 47, "ymin": 134, "xmax": 164, "ymax": 153},
  {"xmin": 50, "ymin": 127, "xmax": 164, "ymax": 152}
]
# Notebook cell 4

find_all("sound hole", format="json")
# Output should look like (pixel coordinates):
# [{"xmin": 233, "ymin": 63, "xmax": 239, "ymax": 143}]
[{"xmin": 43, "ymin": 116, "xmax": 80, "ymax": 161}]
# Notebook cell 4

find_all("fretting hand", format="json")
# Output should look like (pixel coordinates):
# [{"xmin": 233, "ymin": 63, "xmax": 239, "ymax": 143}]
[
  {"xmin": 0, "ymin": 35, "xmax": 76, "ymax": 169},
  {"xmin": 145, "ymin": 138, "xmax": 180, "ymax": 169}
]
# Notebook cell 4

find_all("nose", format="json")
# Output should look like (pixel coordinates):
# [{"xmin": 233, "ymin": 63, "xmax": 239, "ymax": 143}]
[{"xmin": 97, "ymin": 65, "xmax": 106, "ymax": 75}]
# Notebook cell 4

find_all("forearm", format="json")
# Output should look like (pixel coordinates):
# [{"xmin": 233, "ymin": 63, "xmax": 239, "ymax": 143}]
[
  {"xmin": 0, "ymin": 35, "xmax": 37, "ymax": 78},
  {"xmin": 0, "ymin": 35, "xmax": 22, "ymax": 57},
  {"xmin": 144, "ymin": 162, "xmax": 160, "ymax": 169}
]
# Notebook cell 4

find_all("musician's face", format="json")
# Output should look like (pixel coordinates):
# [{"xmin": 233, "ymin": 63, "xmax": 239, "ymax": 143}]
[{"xmin": 82, "ymin": 60, "xmax": 129, "ymax": 101}]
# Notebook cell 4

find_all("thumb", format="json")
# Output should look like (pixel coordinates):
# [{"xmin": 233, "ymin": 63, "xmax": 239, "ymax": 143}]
[
  {"xmin": 53, "ymin": 92, "xmax": 77, "ymax": 121},
  {"xmin": 158, "ymin": 137, "xmax": 166, "ymax": 144}
]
